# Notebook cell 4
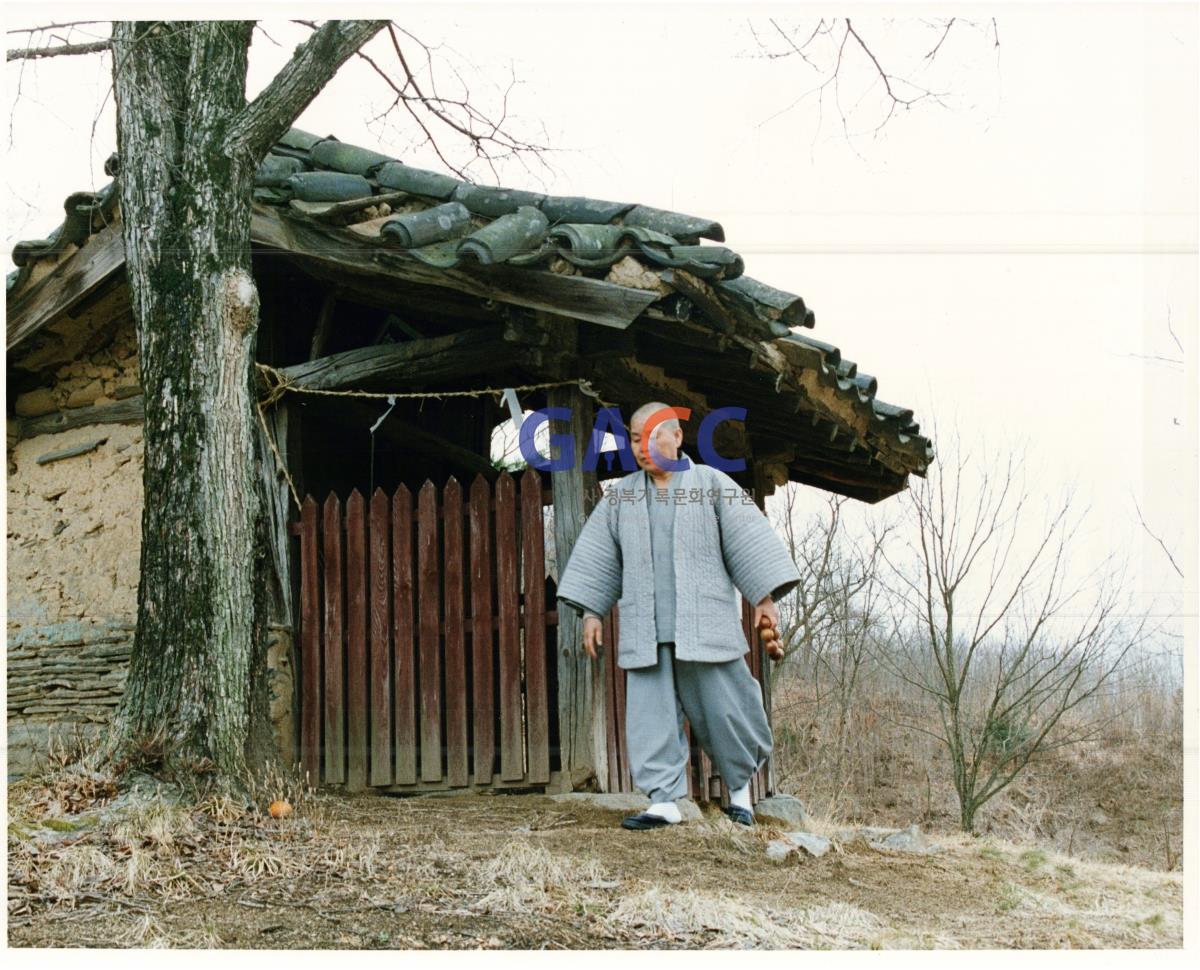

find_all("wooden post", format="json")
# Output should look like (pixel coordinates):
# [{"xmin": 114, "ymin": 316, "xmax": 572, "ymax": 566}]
[
  {"xmin": 298, "ymin": 498, "xmax": 320, "ymax": 784},
  {"xmin": 344, "ymin": 490, "xmax": 368, "ymax": 791},
  {"xmin": 751, "ymin": 459, "xmax": 777, "ymax": 797},
  {"xmin": 442, "ymin": 478, "xmax": 469, "ymax": 787},
  {"xmin": 495, "ymin": 473, "xmax": 523, "ymax": 781},
  {"xmin": 417, "ymin": 481, "xmax": 444, "ymax": 783},
  {"xmin": 520, "ymin": 469, "xmax": 551, "ymax": 784},
  {"xmin": 257, "ymin": 399, "xmax": 298, "ymax": 769},
  {"xmin": 368, "ymin": 488, "xmax": 392, "ymax": 786},
  {"xmin": 392, "ymin": 486, "xmax": 418, "ymax": 785},
  {"xmin": 548, "ymin": 378, "xmax": 603, "ymax": 791},
  {"xmin": 322, "ymin": 494, "xmax": 345, "ymax": 784},
  {"xmin": 308, "ymin": 291, "xmax": 336, "ymax": 361}
]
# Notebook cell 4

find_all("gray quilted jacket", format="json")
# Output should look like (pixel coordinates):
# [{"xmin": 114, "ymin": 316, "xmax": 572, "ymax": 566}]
[{"xmin": 556, "ymin": 451, "xmax": 801, "ymax": 669}]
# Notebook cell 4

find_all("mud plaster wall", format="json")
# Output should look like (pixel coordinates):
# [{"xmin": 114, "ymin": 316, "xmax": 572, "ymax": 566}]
[{"xmin": 7, "ymin": 315, "xmax": 294, "ymax": 772}]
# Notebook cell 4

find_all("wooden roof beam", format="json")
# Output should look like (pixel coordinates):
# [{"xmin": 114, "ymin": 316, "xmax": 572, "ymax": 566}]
[
  {"xmin": 584, "ymin": 356, "xmax": 748, "ymax": 461},
  {"xmin": 250, "ymin": 204, "xmax": 659, "ymax": 331},
  {"xmin": 7, "ymin": 221, "xmax": 126, "ymax": 352},
  {"xmin": 270, "ymin": 323, "xmax": 527, "ymax": 393}
]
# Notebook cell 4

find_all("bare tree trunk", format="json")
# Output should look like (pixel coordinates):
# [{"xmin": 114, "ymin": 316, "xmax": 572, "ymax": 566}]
[
  {"xmin": 102, "ymin": 20, "xmax": 388, "ymax": 790},
  {"xmin": 106, "ymin": 21, "xmax": 273, "ymax": 784}
]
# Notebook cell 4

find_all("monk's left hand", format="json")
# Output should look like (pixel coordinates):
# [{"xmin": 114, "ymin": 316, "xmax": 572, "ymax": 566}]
[{"xmin": 753, "ymin": 596, "xmax": 780, "ymax": 633}]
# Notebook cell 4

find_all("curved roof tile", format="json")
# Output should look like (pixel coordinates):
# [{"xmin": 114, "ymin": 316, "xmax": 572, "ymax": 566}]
[
  {"xmin": 539, "ymin": 195, "xmax": 634, "ymax": 225},
  {"xmin": 379, "ymin": 201, "xmax": 472, "ymax": 248},
  {"xmin": 285, "ymin": 171, "xmax": 373, "ymax": 202},
  {"xmin": 452, "ymin": 183, "xmax": 546, "ymax": 218},
  {"xmin": 375, "ymin": 161, "xmax": 459, "ymax": 200},
  {"xmin": 621, "ymin": 203, "xmax": 724, "ymax": 243},
  {"xmin": 309, "ymin": 139, "xmax": 393, "ymax": 176}
]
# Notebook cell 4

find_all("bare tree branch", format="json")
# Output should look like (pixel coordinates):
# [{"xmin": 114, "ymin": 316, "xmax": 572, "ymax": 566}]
[
  {"xmin": 766, "ymin": 17, "xmax": 821, "ymax": 70},
  {"xmin": 747, "ymin": 16, "xmax": 998, "ymax": 149},
  {"xmin": 924, "ymin": 17, "xmax": 956, "ymax": 61},
  {"xmin": 1166, "ymin": 306, "xmax": 1183, "ymax": 355},
  {"xmin": 290, "ymin": 19, "xmax": 553, "ymax": 185},
  {"xmin": 844, "ymin": 18, "xmax": 948, "ymax": 129},
  {"xmin": 225, "ymin": 19, "xmax": 388, "ymax": 161},
  {"xmin": 1131, "ymin": 491, "xmax": 1184, "ymax": 579},
  {"xmin": 7, "ymin": 21, "xmax": 105, "ymax": 35},
  {"xmin": 7, "ymin": 38, "xmax": 111, "ymax": 61},
  {"xmin": 1126, "ymin": 352, "xmax": 1183, "ymax": 366}
]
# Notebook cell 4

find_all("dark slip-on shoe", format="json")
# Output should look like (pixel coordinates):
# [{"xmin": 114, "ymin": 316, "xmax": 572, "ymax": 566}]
[
  {"xmin": 723, "ymin": 805, "xmax": 755, "ymax": 827},
  {"xmin": 621, "ymin": 811, "xmax": 677, "ymax": 831}
]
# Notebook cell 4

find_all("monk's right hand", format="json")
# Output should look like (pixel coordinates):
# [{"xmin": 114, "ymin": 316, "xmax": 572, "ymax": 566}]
[{"xmin": 582, "ymin": 615, "xmax": 604, "ymax": 659}]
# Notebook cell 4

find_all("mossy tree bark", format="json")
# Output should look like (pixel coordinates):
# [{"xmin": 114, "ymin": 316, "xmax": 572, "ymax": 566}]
[{"xmin": 106, "ymin": 20, "xmax": 386, "ymax": 790}]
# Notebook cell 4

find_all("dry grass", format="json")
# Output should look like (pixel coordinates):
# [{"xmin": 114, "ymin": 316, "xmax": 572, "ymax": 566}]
[
  {"xmin": 963, "ymin": 837, "xmax": 1185, "ymax": 946},
  {"xmin": 771, "ymin": 664, "xmax": 1183, "ymax": 871},
  {"xmin": 111, "ymin": 911, "xmax": 223, "ymax": 949},
  {"xmin": 607, "ymin": 887, "xmax": 884, "ymax": 949},
  {"xmin": 39, "ymin": 846, "xmax": 120, "ymax": 896},
  {"xmin": 7, "ymin": 775, "xmax": 1183, "ymax": 949},
  {"xmin": 8, "ymin": 759, "xmax": 118, "ymax": 826},
  {"xmin": 473, "ymin": 841, "xmax": 615, "ymax": 914},
  {"xmin": 111, "ymin": 798, "xmax": 196, "ymax": 851}
]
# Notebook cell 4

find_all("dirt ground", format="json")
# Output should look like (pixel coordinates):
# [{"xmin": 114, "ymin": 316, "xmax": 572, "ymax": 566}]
[{"xmin": 6, "ymin": 771, "xmax": 1184, "ymax": 950}]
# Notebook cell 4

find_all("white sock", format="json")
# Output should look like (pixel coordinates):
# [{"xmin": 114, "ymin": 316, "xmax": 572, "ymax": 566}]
[
  {"xmin": 729, "ymin": 782, "xmax": 753, "ymax": 813},
  {"xmin": 646, "ymin": 800, "xmax": 682, "ymax": 823}
]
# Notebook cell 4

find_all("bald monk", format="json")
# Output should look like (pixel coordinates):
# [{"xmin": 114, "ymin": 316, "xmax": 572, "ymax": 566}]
[{"xmin": 557, "ymin": 402, "xmax": 798, "ymax": 828}]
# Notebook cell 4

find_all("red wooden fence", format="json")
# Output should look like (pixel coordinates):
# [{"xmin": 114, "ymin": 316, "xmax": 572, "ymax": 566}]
[{"xmin": 298, "ymin": 470, "xmax": 555, "ymax": 792}]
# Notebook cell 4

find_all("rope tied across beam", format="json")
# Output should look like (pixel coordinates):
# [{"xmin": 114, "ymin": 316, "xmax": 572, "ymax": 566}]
[
  {"xmin": 255, "ymin": 361, "xmax": 611, "ymax": 409},
  {"xmin": 253, "ymin": 362, "xmax": 613, "ymax": 509}
]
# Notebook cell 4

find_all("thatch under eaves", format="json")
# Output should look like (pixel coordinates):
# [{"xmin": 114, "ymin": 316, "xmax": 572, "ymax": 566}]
[{"xmin": 6, "ymin": 128, "xmax": 932, "ymax": 503}]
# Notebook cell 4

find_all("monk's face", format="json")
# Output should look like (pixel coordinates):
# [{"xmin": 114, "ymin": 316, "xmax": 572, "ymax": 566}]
[{"xmin": 629, "ymin": 412, "xmax": 683, "ymax": 473}]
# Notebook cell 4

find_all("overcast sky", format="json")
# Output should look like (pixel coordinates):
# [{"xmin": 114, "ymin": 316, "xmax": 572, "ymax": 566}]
[{"xmin": 4, "ymin": 2, "xmax": 1197, "ymax": 648}]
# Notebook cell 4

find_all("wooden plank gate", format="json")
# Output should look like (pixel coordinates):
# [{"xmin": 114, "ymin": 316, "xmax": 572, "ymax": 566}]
[
  {"xmin": 295, "ymin": 469, "xmax": 773, "ymax": 802},
  {"xmin": 297, "ymin": 470, "xmax": 555, "ymax": 792}
]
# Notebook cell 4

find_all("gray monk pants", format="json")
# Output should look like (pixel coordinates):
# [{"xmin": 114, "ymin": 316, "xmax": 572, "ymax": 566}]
[{"xmin": 625, "ymin": 642, "xmax": 773, "ymax": 803}]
